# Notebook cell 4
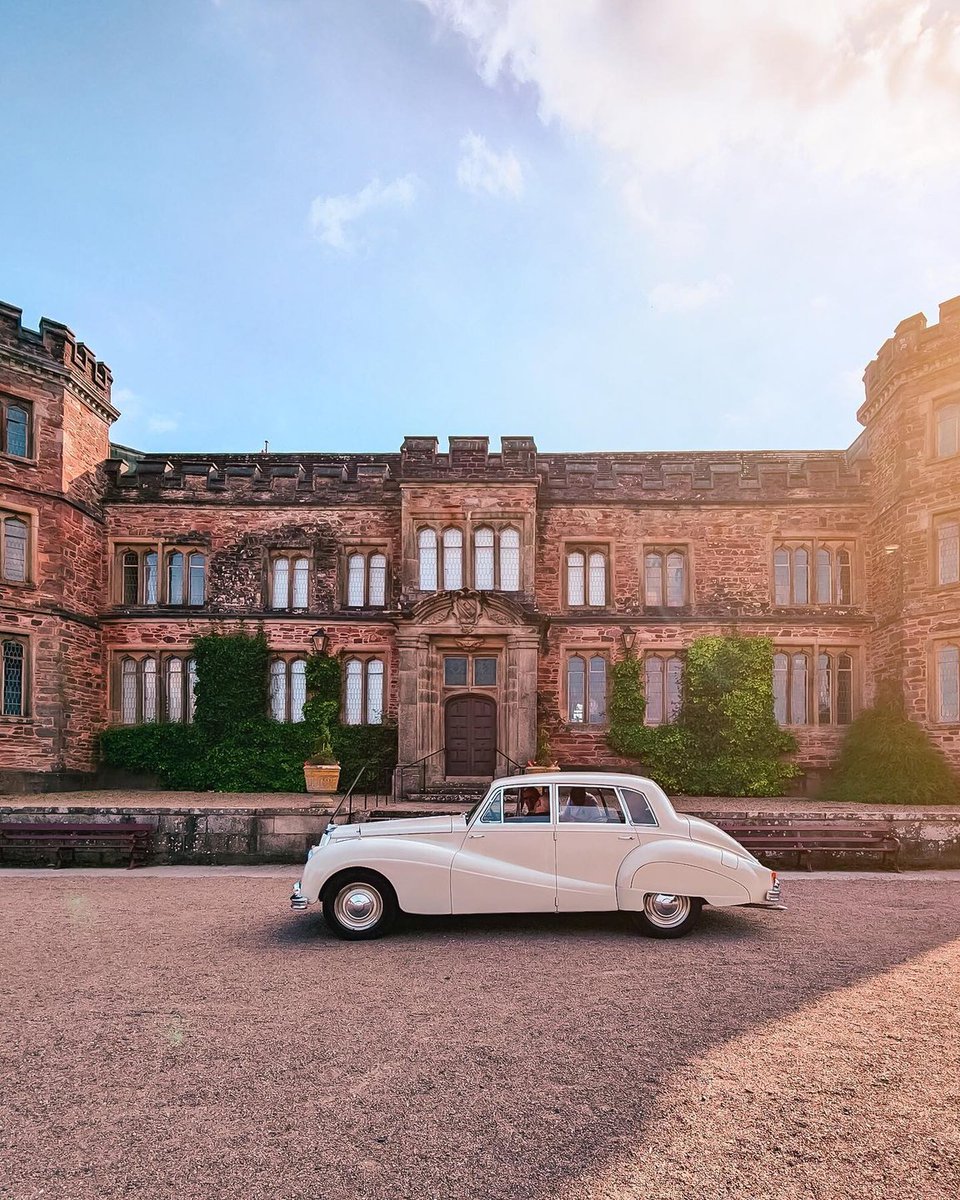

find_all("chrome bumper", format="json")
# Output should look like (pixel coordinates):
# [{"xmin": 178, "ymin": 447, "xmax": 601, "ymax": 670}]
[
  {"xmin": 745, "ymin": 876, "xmax": 786, "ymax": 909},
  {"xmin": 290, "ymin": 880, "xmax": 309, "ymax": 911}
]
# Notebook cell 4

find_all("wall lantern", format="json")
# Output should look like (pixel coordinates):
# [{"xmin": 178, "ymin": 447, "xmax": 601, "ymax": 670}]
[
  {"xmin": 619, "ymin": 626, "xmax": 638, "ymax": 653},
  {"xmin": 310, "ymin": 628, "xmax": 329, "ymax": 655}
]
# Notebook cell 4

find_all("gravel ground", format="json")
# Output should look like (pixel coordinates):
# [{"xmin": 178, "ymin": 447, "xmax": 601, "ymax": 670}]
[{"xmin": 2, "ymin": 873, "xmax": 959, "ymax": 1200}]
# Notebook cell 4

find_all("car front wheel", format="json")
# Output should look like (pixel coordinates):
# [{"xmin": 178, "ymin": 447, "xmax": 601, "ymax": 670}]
[
  {"xmin": 322, "ymin": 871, "xmax": 399, "ymax": 941},
  {"xmin": 634, "ymin": 893, "xmax": 703, "ymax": 939}
]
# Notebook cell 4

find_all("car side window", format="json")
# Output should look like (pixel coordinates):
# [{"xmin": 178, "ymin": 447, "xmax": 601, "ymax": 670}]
[
  {"xmin": 558, "ymin": 786, "xmax": 626, "ymax": 824},
  {"xmin": 479, "ymin": 790, "xmax": 504, "ymax": 824},
  {"xmin": 619, "ymin": 788, "xmax": 658, "ymax": 827}
]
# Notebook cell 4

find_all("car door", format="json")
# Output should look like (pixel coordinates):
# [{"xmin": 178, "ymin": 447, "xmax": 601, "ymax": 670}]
[
  {"xmin": 450, "ymin": 784, "xmax": 557, "ymax": 914},
  {"xmin": 555, "ymin": 785, "xmax": 638, "ymax": 911}
]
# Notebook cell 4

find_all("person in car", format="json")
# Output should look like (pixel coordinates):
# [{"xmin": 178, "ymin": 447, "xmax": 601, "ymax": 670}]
[
  {"xmin": 521, "ymin": 787, "xmax": 549, "ymax": 818},
  {"xmin": 561, "ymin": 786, "xmax": 604, "ymax": 822}
]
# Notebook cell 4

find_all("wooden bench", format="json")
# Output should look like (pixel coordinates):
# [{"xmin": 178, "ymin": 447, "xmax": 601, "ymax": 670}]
[
  {"xmin": 0, "ymin": 822, "xmax": 152, "ymax": 869},
  {"xmin": 713, "ymin": 817, "xmax": 901, "ymax": 871}
]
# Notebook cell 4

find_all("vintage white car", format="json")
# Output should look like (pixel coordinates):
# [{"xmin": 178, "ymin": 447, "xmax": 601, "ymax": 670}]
[{"xmin": 290, "ymin": 771, "xmax": 784, "ymax": 940}]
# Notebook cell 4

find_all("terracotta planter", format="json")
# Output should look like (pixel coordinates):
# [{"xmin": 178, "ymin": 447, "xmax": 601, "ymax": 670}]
[{"xmin": 304, "ymin": 763, "xmax": 341, "ymax": 794}]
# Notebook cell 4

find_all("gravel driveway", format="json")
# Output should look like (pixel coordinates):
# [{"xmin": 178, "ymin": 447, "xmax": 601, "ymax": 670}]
[{"xmin": 3, "ymin": 872, "xmax": 959, "ymax": 1200}]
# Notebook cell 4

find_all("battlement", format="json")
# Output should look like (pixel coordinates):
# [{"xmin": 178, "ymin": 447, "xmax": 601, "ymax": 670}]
[
  {"xmin": 860, "ymin": 294, "xmax": 960, "ymax": 423},
  {"xmin": 0, "ymin": 300, "xmax": 116, "ymax": 419},
  {"xmin": 104, "ymin": 440, "xmax": 870, "ymax": 505}
]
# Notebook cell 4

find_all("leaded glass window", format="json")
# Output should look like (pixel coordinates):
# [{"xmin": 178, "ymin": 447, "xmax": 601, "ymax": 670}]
[
  {"xmin": 773, "ymin": 652, "xmax": 811, "ymax": 724},
  {"xmin": 567, "ymin": 551, "xmax": 585, "ymax": 607},
  {"xmin": 442, "ymin": 528, "xmax": 463, "ymax": 590},
  {"xmin": 938, "ymin": 645, "xmax": 959, "ymax": 722},
  {"xmin": 2, "ymin": 639, "xmax": 25, "ymax": 716},
  {"xmin": 368, "ymin": 553, "xmax": 387, "ymax": 606},
  {"xmin": 187, "ymin": 657, "xmax": 198, "ymax": 721},
  {"xmin": 366, "ymin": 659, "xmax": 384, "ymax": 724},
  {"xmin": 290, "ymin": 659, "xmax": 307, "ymax": 723},
  {"xmin": 817, "ymin": 652, "xmax": 854, "ymax": 725},
  {"xmin": 4, "ymin": 403, "xmax": 30, "ymax": 458},
  {"xmin": 347, "ymin": 554, "xmax": 365, "ymax": 606},
  {"xmin": 142, "ymin": 658, "xmax": 158, "ymax": 722},
  {"xmin": 645, "ymin": 549, "xmax": 686, "ymax": 606},
  {"xmin": 344, "ymin": 657, "xmax": 384, "ymax": 725},
  {"xmin": 567, "ymin": 655, "xmax": 585, "ymax": 723},
  {"xmin": 567, "ymin": 654, "xmax": 607, "ymax": 724},
  {"xmin": 937, "ymin": 519, "xmax": 959, "ymax": 586},
  {"xmin": 271, "ymin": 556, "xmax": 289, "ymax": 608},
  {"xmin": 937, "ymin": 403, "xmax": 960, "ymax": 458},
  {"xmin": 120, "ymin": 658, "xmax": 138, "ymax": 724},
  {"xmin": 122, "ymin": 550, "xmax": 140, "ymax": 605},
  {"xmin": 2, "ymin": 517, "xmax": 27, "ymax": 582},
  {"xmin": 271, "ymin": 553, "xmax": 311, "ymax": 609},
  {"xmin": 269, "ymin": 659, "xmax": 287, "ymax": 721},
  {"xmin": 499, "ymin": 527, "xmax": 520, "ymax": 591},
  {"xmin": 776, "ymin": 542, "xmax": 853, "ymax": 605},
  {"xmin": 567, "ymin": 546, "xmax": 607, "ymax": 608},
  {"xmin": 645, "ymin": 654, "xmax": 683, "ymax": 725},
  {"xmin": 188, "ymin": 553, "xmax": 205, "ymax": 605},
  {"xmin": 166, "ymin": 657, "xmax": 184, "ymax": 722},
  {"xmin": 418, "ymin": 528, "xmax": 438, "ymax": 591},
  {"xmin": 167, "ymin": 552, "xmax": 184, "ymax": 606},
  {"xmin": 474, "ymin": 526, "xmax": 495, "ymax": 590}
]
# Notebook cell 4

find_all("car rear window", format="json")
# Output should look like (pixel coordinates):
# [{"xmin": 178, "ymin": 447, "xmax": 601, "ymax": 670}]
[{"xmin": 618, "ymin": 788, "xmax": 658, "ymax": 826}]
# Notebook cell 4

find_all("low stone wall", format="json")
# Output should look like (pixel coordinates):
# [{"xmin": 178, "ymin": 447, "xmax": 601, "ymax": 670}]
[{"xmin": 1, "ymin": 800, "xmax": 960, "ymax": 868}]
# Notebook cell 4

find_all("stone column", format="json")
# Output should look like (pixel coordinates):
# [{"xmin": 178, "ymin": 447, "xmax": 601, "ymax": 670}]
[
  {"xmin": 395, "ymin": 630, "xmax": 426, "ymax": 766},
  {"xmin": 505, "ymin": 630, "xmax": 540, "ymax": 767}
]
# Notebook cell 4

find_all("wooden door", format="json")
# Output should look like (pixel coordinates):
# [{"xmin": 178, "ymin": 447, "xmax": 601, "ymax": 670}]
[{"xmin": 445, "ymin": 695, "xmax": 497, "ymax": 777}]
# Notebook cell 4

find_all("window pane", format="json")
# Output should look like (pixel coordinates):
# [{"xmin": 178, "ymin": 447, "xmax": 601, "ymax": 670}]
[
  {"xmin": 588, "ymin": 552, "xmax": 606, "ymax": 607},
  {"xmin": 937, "ymin": 404, "xmax": 960, "ymax": 458},
  {"xmin": 619, "ymin": 788, "xmax": 658, "ymax": 826},
  {"xmin": 473, "ymin": 657, "xmax": 497, "ymax": 686},
  {"xmin": 6, "ymin": 405, "xmax": 28, "ymax": 457},
  {"xmin": 293, "ymin": 557, "xmax": 310, "ymax": 608},
  {"xmin": 2, "ymin": 640, "xmax": 24, "ymax": 716},
  {"xmin": 816, "ymin": 549, "xmax": 832, "ymax": 605},
  {"xmin": 347, "ymin": 553, "xmax": 365, "ymax": 606},
  {"xmin": 588, "ymin": 656, "xmax": 607, "ymax": 724},
  {"xmin": 666, "ymin": 553, "xmax": 685, "ymax": 607},
  {"xmin": 271, "ymin": 557, "xmax": 289, "ymax": 608},
  {"xmin": 167, "ymin": 552, "xmax": 184, "ymax": 605},
  {"xmin": 270, "ymin": 659, "xmax": 287, "ymax": 721},
  {"xmin": 344, "ymin": 658, "xmax": 363, "ymax": 725},
  {"xmin": 645, "ymin": 657, "xmax": 664, "ymax": 726},
  {"xmin": 142, "ymin": 659, "xmax": 158, "ymax": 722},
  {"xmin": 290, "ymin": 659, "xmax": 307, "ymax": 723},
  {"xmin": 644, "ymin": 553, "xmax": 663, "ymax": 606},
  {"xmin": 121, "ymin": 659, "xmax": 137, "ymax": 724},
  {"xmin": 790, "ymin": 652, "xmax": 808, "ymax": 723},
  {"xmin": 368, "ymin": 553, "xmax": 387, "ymax": 607},
  {"xmin": 166, "ymin": 658, "xmax": 183, "ymax": 722},
  {"xmin": 666, "ymin": 656, "xmax": 683, "ymax": 721},
  {"xmin": 773, "ymin": 653, "xmax": 788, "ymax": 724},
  {"xmin": 559, "ymin": 785, "xmax": 621, "ymax": 823},
  {"xmin": 122, "ymin": 551, "xmax": 139, "ymax": 605},
  {"xmin": 2, "ymin": 518, "xmax": 27, "ymax": 582},
  {"xmin": 567, "ymin": 551, "xmax": 585, "ymax": 606},
  {"xmin": 938, "ymin": 521, "xmax": 959, "ymax": 586},
  {"xmin": 418, "ymin": 529, "xmax": 438, "ymax": 591},
  {"xmin": 837, "ymin": 549, "xmax": 852, "ymax": 605},
  {"xmin": 474, "ymin": 526, "xmax": 495, "ymax": 591},
  {"xmin": 442, "ymin": 528, "xmax": 463, "ymax": 590},
  {"xmin": 499, "ymin": 528, "xmax": 520, "ymax": 591},
  {"xmin": 444, "ymin": 656, "xmax": 468, "ymax": 687},
  {"xmin": 837, "ymin": 653, "xmax": 853, "ymax": 725},
  {"xmin": 188, "ymin": 554, "xmax": 205, "ymax": 605},
  {"xmin": 567, "ymin": 656, "xmax": 585, "ymax": 723},
  {"xmin": 366, "ymin": 659, "xmax": 384, "ymax": 724},
  {"xmin": 793, "ymin": 549, "xmax": 809, "ymax": 605},
  {"xmin": 187, "ymin": 657, "xmax": 198, "ymax": 722},
  {"xmin": 145, "ymin": 552, "xmax": 158, "ymax": 605},
  {"xmin": 480, "ymin": 790, "xmax": 504, "ymax": 824},
  {"xmin": 774, "ymin": 549, "xmax": 790, "ymax": 605},
  {"xmin": 938, "ymin": 645, "xmax": 959, "ymax": 722},
  {"xmin": 817, "ymin": 653, "xmax": 831, "ymax": 724}
]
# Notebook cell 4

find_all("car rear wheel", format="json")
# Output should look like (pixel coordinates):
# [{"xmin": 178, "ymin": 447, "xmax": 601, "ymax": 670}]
[
  {"xmin": 634, "ymin": 893, "xmax": 703, "ymax": 939},
  {"xmin": 322, "ymin": 871, "xmax": 399, "ymax": 941}
]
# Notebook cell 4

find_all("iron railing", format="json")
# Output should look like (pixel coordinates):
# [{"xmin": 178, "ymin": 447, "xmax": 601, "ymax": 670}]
[
  {"xmin": 495, "ymin": 749, "xmax": 526, "ymax": 778},
  {"xmin": 392, "ymin": 747, "xmax": 445, "ymax": 803},
  {"xmin": 326, "ymin": 760, "xmax": 394, "ymax": 826}
]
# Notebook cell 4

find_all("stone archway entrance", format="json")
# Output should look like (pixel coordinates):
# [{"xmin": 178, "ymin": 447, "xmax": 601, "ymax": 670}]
[{"xmin": 444, "ymin": 694, "xmax": 497, "ymax": 777}]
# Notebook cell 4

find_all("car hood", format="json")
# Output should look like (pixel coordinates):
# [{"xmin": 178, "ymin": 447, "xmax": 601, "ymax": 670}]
[{"xmin": 350, "ymin": 814, "xmax": 464, "ymax": 838}]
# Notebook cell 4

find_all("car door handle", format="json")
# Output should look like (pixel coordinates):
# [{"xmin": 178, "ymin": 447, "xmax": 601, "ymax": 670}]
[
  {"xmin": 468, "ymin": 833, "xmax": 485, "ymax": 839},
  {"xmin": 617, "ymin": 834, "xmax": 635, "ymax": 840}
]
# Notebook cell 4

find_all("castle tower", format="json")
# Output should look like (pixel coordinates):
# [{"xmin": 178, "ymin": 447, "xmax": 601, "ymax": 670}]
[
  {"xmin": 860, "ymin": 297, "xmax": 960, "ymax": 766},
  {"xmin": 0, "ymin": 303, "xmax": 118, "ymax": 788}
]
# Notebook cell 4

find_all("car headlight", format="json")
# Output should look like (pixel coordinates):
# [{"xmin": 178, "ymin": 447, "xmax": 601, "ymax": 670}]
[{"xmin": 307, "ymin": 843, "xmax": 321, "ymax": 860}]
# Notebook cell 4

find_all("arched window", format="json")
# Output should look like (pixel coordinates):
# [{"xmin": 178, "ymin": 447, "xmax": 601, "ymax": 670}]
[
  {"xmin": 270, "ymin": 553, "xmax": 311, "ymax": 609},
  {"xmin": 474, "ymin": 526, "xmax": 495, "ymax": 590},
  {"xmin": 271, "ymin": 556, "xmax": 289, "ymax": 608},
  {"xmin": 120, "ymin": 657, "xmax": 138, "ymax": 724},
  {"xmin": 644, "ymin": 654, "xmax": 683, "ymax": 726},
  {"xmin": 165, "ymin": 657, "xmax": 184, "ymax": 723},
  {"xmin": 142, "ymin": 658, "xmax": 158, "ymax": 722},
  {"xmin": 290, "ymin": 659, "xmax": 307, "ymax": 723},
  {"xmin": 167, "ymin": 551, "xmax": 184, "ymax": 606},
  {"xmin": 116, "ymin": 547, "xmax": 159, "ymax": 606},
  {"xmin": 1, "ymin": 516, "xmax": 28, "ymax": 582},
  {"xmin": 344, "ymin": 551, "xmax": 389, "ymax": 608},
  {"xmin": 269, "ymin": 657, "xmax": 307, "ymax": 722},
  {"xmin": 442, "ymin": 528, "xmax": 463, "ymax": 590},
  {"xmin": 116, "ymin": 656, "xmax": 164, "ymax": 724},
  {"xmin": 269, "ymin": 659, "xmax": 287, "ymax": 721},
  {"xmin": 187, "ymin": 657, "xmax": 198, "ymax": 721},
  {"xmin": 3, "ymin": 402, "xmax": 30, "ymax": 458},
  {"xmin": 368, "ymin": 553, "xmax": 387, "ymax": 607},
  {"xmin": 937, "ymin": 644, "xmax": 959, "ymax": 723},
  {"xmin": 188, "ymin": 553, "xmax": 205, "ymax": 606},
  {"xmin": 936, "ymin": 402, "xmax": 960, "ymax": 458},
  {"xmin": 937, "ymin": 518, "xmax": 959, "ymax": 587},
  {"xmin": 566, "ymin": 551, "xmax": 585, "ymax": 607},
  {"xmin": 645, "ymin": 548, "xmax": 687, "ymax": 607},
  {"xmin": 777, "ymin": 542, "xmax": 854, "ymax": 606},
  {"xmin": 347, "ymin": 553, "xmax": 365, "ymax": 607},
  {"xmin": 418, "ymin": 528, "xmax": 438, "ymax": 591},
  {"xmin": 567, "ymin": 654, "xmax": 607, "ymax": 724},
  {"xmin": 817, "ymin": 651, "xmax": 854, "ymax": 725},
  {"xmin": 366, "ymin": 659, "xmax": 385, "ymax": 724},
  {"xmin": 499, "ymin": 527, "xmax": 520, "ymax": 591},
  {"xmin": 344, "ymin": 658, "xmax": 363, "ymax": 725},
  {"xmin": 343, "ymin": 657, "xmax": 386, "ymax": 725},
  {"xmin": 145, "ymin": 551, "xmax": 158, "ymax": 605},
  {"xmin": 2, "ymin": 638, "xmax": 25, "ymax": 716},
  {"xmin": 773, "ymin": 651, "xmax": 810, "ymax": 724},
  {"xmin": 122, "ymin": 550, "xmax": 140, "ymax": 605}
]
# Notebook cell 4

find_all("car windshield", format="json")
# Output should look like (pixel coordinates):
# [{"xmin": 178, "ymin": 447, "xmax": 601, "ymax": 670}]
[{"xmin": 464, "ymin": 792, "xmax": 491, "ymax": 824}]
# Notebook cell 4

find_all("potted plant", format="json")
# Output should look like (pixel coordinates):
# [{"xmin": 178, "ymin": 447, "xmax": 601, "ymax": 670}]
[
  {"xmin": 527, "ymin": 723, "xmax": 560, "ymax": 773},
  {"xmin": 304, "ymin": 720, "xmax": 341, "ymax": 794}
]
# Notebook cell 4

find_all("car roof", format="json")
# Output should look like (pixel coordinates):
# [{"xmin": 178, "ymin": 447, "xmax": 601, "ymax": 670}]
[{"xmin": 489, "ymin": 772, "xmax": 658, "ymax": 789}]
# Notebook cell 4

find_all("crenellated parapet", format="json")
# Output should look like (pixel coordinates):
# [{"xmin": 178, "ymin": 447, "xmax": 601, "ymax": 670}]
[
  {"xmin": 860, "ymin": 295, "xmax": 960, "ymax": 423},
  {"xmin": 0, "ymin": 301, "xmax": 116, "ymax": 422}
]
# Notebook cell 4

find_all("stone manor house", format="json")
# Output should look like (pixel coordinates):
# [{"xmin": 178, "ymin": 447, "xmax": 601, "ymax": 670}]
[{"xmin": 1, "ymin": 296, "xmax": 959, "ymax": 792}]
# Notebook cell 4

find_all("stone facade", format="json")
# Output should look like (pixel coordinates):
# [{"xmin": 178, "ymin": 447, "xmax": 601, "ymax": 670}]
[{"xmin": 1, "ymin": 298, "xmax": 958, "ymax": 792}]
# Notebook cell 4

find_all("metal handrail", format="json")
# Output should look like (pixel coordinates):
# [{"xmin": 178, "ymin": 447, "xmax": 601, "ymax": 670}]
[
  {"xmin": 393, "ymin": 747, "xmax": 445, "ymax": 802},
  {"xmin": 495, "ymin": 748, "xmax": 526, "ymax": 777},
  {"xmin": 326, "ymin": 760, "xmax": 376, "ymax": 827}
]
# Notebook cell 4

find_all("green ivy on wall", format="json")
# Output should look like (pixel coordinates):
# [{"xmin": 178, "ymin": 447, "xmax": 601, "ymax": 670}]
[
  {"xmin": 101, "ymin": 634, "xmax": 397, "ymax": 792},
  {"xmin": 608, "ymin": 635, "xmax": 799, "ymax": 797}
]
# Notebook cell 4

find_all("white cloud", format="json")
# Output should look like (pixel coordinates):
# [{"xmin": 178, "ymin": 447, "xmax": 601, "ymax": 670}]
[
  {"xmin": 309, "ymin": 174, "xmax": 420, "ymax": 251},
  {"xmin": 648, "ymin": 275, "xmax": 731, "ymax": 314},
  {"xmin": 147, "ymin": 415, "xmax": 179, "ymax": 434},
  {"xmin": 418, "ymin": 1, "xmax": 960, "ymax": 226},
  {"xmin": 111, "ymin": 388, "xmax": 180, "ymax": 442},
  {"xmin": 456, "ymin": 132, "xmax": 524, "ymax": 198}
]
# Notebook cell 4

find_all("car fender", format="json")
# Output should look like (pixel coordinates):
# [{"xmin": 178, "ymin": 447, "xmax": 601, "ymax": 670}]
[
  {"xmin": 616, "ymin": 837, "xmax": 751, "ymax": 909},
  {"xmin": 301, "ymin": 835, "xmax": 459, "ymax": 914}
]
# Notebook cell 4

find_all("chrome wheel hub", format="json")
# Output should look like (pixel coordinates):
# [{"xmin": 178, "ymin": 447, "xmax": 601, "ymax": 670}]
[
  {"xmin": 334, "ymin": 884, "xmax": 384, "ymax": 932},
  {"xmin": 644, "ymin": 892, "xmax": 692, "ymax": 928}
]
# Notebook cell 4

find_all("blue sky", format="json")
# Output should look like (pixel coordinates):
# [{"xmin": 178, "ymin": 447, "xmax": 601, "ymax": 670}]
[{"xmin": 2, "ymin": 0, "xmax": 959, "ymax": 454}]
